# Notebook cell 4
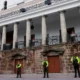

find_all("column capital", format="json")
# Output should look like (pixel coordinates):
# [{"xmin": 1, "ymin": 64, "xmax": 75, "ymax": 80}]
[
  {"xmin": 13, "ymin": 22, "xmax": 19, "ymax": 25},
  {"xmin": 42, "ymin": 15, "xmax": 48, "ymax": 18},
  {"xmin": 25, "ymin": 19, "xmax": 31, "ymax": 21},
  {"xmin": 59, "ymin": 10, "xmax": 66, "ymax": 14},
  {"xmin": 2, "ymin": 25, "xmax": 7, "ymax": 27}
]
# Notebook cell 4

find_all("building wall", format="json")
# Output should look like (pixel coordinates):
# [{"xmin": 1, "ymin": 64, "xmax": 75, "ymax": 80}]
[{"xmin": 0, "ymin": 43, "xmax": 79, "ymax": 74}]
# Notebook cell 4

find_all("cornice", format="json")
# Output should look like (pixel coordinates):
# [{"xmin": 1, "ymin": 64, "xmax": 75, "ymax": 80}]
[{"xmin": 0, "ymin": 0, "xmax": 79, "ymax": 26}]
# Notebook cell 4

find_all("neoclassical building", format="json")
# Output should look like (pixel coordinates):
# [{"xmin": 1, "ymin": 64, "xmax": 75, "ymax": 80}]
[{"xmin": 0, "ymin": 0, "xmax": 80, "ymax": 74}]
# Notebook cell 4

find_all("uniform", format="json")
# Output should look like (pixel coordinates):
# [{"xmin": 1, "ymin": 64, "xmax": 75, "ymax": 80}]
[
  {"xmin": 16, "ymin": 62, "xmax": 22, "ymax": 78},
  {"xmin": 71, "ymin": 56, "xmax": 80, "ymax": 78},
  {"xmin": 42, "ymin": 60, "xmax": 49, "ymax": 78}
]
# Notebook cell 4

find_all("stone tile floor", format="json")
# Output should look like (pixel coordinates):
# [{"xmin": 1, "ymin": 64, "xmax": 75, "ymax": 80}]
[
  {"xmin": 0, "ymin": 73, "xmax": 80, "ymax": 80},
  {"xmin": 0, "ymin": 78, "xmax": 79, "ymax": 80}
]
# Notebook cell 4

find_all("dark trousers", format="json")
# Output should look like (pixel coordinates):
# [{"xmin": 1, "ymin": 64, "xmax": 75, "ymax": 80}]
[
  {"xmin": 71, "ymin": 37, "xmax": 75, "ymax": 42},
  {"xmin": 74, "ymin": 65, "xmax": 80, "ymax": 78},
  {"xmin": 17, "ymin": 68, "xmax": 21, "ymax": 78},
  {"xmin": 43, "ymin": 67, "xmax": 49, "ymax": 78}
]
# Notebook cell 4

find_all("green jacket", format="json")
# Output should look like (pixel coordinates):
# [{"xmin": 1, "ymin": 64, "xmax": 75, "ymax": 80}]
[
  {"xmin": 42, "ymin": 60, "xmax": 49, "ymax": 67},
  {"xmin": 16, "ymin": 63, "xmax": 22, "ymax": 68},
  {"xmin": 71, "ymin": 56, "xmax": 80, "ymax": 64}
]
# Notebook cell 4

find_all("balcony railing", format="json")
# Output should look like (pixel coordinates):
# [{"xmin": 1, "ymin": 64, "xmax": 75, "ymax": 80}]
[
  {"xmin": 47, "ymin": 36, "xmax": 60, "ymax": 45},
  {"xmin": 18, "ymin": 41, "xmax": 25, "ymax": 49},
  {"xmin": 1, "ymin": 32, "xmax": 80, "ymax": 50}
]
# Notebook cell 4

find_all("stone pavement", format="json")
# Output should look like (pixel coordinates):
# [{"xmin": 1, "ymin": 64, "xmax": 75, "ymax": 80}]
[
  {"xmin": 0, "ymin": 78, "xmax": 79, "ymax": 80},
  {"xmin": 0, "ymin": 73, "xmax": 80, "ymax": 80}
]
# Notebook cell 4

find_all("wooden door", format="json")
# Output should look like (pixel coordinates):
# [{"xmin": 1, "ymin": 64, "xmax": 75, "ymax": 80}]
[
  {"xmin": 14, "ymin": 59, "xmax": 24, "ymax": 74},
  {"xmin": 48, "ymin": 56, "xmax": 60, "ymax": 73}
]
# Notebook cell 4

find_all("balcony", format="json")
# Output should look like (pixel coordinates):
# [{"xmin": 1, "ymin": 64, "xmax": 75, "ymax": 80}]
[{"xmin": 0, "ymin": 32, "xmax": 80, "ymax": 51}]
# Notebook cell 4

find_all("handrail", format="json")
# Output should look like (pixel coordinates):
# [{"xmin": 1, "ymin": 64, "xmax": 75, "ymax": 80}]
[{"xmin": 1, "ymin": 32, "xmax": 80, "ymax": 50}]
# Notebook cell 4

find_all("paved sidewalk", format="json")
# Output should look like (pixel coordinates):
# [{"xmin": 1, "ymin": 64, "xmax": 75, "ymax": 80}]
[
  {"xmin": 0, "ymin": 78, "xmax": 79, "ymax": 80},
  {"xmin": 0, "ymin": 73, "xmax": 79, "ymax": 80},
  {"xmin": 0, "ymin": 73, "xmax": 75, "ymax": 78}
]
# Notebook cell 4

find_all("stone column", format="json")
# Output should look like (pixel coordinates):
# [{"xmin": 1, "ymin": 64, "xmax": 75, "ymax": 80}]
[
  {"xmin": 60, "ymin": 11, "xmax": 67, "ymax": 43},
  {"xmin": 1, "ymin": 26, "xmax": 6, "ymax": 50},
  {"xmin": 42, "ymin": 16, "xmax": 47, "ymax": 45},
  {"xmin": 13, "ymin": 23, "xmax": 18, "ymax": 49},
  {"xmin": 26, "ymin": 19, "xmax": 31, "ymax": 47}
]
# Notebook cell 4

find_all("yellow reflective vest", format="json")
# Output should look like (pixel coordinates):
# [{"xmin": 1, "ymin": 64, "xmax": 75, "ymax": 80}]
[
  {"xmin": 71, "ymin": 56, "xmax": 80, "ymax": 64},
  {"xmin": 16, "ymin": 63, "xmax": 22, "ymax": 68},
  {"xmin": 42, "ymin": 60, "xmax": 49, "ymax": 67}
]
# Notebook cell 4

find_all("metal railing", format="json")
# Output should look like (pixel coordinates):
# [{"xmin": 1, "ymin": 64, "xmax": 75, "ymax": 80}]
[
  {"xmin": 29, "ymin": 36, "xmax": 60, "ymax": 47},
  {"xmin": 1, "ymin": 32, "xmax": 80, "ymax": 50},
  {"xmin": 47, "ymin": 36, "xmax": 60, "ymax": 45},
  {"xmin": 74, "ymin": 32, "xmax": 80, "ymax": 42},
  {"xmin": 18, "ymin": 41, "xmax": 25, "ymax": 49}
]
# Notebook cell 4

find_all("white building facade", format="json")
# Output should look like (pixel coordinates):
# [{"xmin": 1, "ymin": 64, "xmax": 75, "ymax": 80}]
[
  {"xmin": 0, "ymin": 0, "xmax": 80, "ymax": 50},
  {"xmin": 0, "ymin": 0, "xmax": 80, "ymax": 74}
]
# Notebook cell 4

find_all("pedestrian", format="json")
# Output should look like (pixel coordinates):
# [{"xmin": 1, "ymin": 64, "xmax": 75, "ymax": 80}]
[
  {"xmin": 70, "ymin": 31, "xmax": 76, "ymax": 42},
  {"xmin": 16, "ymin": 61, "xmax": 22, "ymax": 78},
  {"xmin": 42, "ymin": 57, "xmax": 49, "ymax": 78},
  {"xmin": 71, "ymin": 54, "xmax": 80, "ymax": 78}
]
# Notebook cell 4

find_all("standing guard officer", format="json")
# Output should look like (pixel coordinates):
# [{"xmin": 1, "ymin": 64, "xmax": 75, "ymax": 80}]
[
  {"xmin": 71, "ymin": 54, "xmax": 80, "ymax": 78},
  {"xmin": 16, "ymin": 61, "xmax": 22, "ymax": 78},
  {"xmin": 42, "ymin": 57, "xmax": 49, "ymax": 78}
]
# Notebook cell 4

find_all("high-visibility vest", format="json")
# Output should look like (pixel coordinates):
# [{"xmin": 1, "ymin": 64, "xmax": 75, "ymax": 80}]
[
  {"xmin": 71, "ymin": 56, "xmax": 80, "ymax": 64},
  {"xmin": 16, "ymin": 63, "xmax": 22, "ymax": 68},
  {"xmin": 42, "ymin": 60, "xmax": 49, "ymax": 67}
]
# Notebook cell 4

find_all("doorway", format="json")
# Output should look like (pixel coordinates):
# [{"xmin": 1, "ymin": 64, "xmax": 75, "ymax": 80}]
[
  {"xmin": 6, "ymin": 31, "xmax": 13, "ymax": 49},
  {"xmin": 48, "ymin": 56, "xmax": 60, "ymax": 73},
  {"xmin": 6, "ymin": 31, "xmax": 13, "ymax": 44},
  {"xmin": 59, "ymin": 27, "xmax": 75, "ymax": 42},
  {"xmin": 67, "ymin": 27, "xmax": 75, "ymax": 42},
  {"xmin": 31, "ymin": 34, "xmax": 35, "ymax": 40},
  {"xmin": 31, "ymin": 34, "xmax": 35, "ymax": 46}
]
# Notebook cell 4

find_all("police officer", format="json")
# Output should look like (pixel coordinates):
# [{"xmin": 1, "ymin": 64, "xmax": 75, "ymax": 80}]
[
  {"xmin": 42, "ymin": 58, "xmax": 49, "ymax": 78},
  {"xmin": 71, "ymin": 54, "xmax": 80, "ymax": 78},
  {"xmin": 16, "ymin": 61, "xmax": 22, "ymax": 78}
]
